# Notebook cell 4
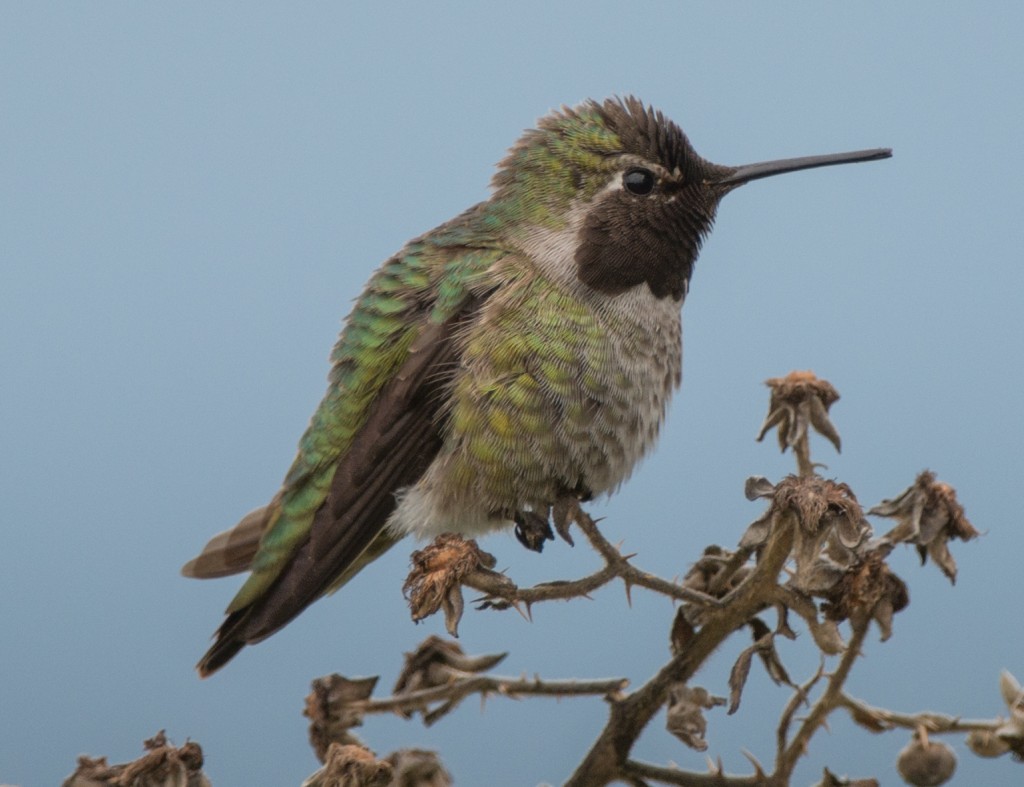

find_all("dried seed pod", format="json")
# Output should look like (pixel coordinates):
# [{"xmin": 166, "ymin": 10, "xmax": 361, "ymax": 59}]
[{"xmin": 896, "ymin": 729, "xmax": 956, "ymax": 786}]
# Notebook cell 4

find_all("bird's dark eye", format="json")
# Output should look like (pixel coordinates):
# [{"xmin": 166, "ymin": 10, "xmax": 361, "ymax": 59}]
[{"xmin": 623, "ymin": 167, "xmax": 656, "ymax": 196}]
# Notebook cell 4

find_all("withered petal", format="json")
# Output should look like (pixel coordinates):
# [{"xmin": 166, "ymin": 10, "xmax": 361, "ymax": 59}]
[
  {"xmin": 1000, "ymin": 670, "xmax": 1024, "ymax": 713},
  {"xmin": 442, "ymin": 586, "xmax": 464, "ymax": 638},
  {"xmin": 925, "ymin": 537, "xmax": 959, "ymax": 584},
  {"xmin": 797, "ymin": 558, "xmax": 848, "ymax": 595},
  {"xmin": 834, "ymin": 514, "xmax": 870, "ymax": 550},
  {"xmin": 808, "ymin": 618, "xmax": 846, "ymax": 654},
  {"xmin": 756, "ymin": 406, "xmax": 789, "ymax": 444},
  {"xmin": 808, "ymin": 393, "xmax": 842, "ymax": 452},
  {"xmin": 670, "ymin": 607, "xmax": 696, "ymax": 656},
  {"xmin": 727, "ymin": 644, "xmax": 754, "ymax": 715},
  {"xmin": 786, "ymin": 403, "xmax": 809, "ymax": 449},
  {"xmin": 867, "ymin": 482, "xmax": 919, "ymax": 518},
  {"xmin": 873, "ymin": 598, "xmax": 895, "ymax": 642},
  {"xmin": 745, "ymin": 475, "xmax": 777, "ymax": 501},
  {"xmin": 739, "ymin": 513, "xmax": 772, "ymax": 550},
  {"xmin": 916, "ymin": 504, "xmax": 950, "ymax": 544},
  {"xmin": 792, "ymin": 529, "xmax": 832, "ymax": 590}
]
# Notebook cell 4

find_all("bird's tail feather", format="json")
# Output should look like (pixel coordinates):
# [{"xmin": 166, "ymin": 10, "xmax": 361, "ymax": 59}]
[
  {"xmin": 181, "ymin": 495, "xmax": 281, "ymax": 579},
  {"xmin": 196, "ymin": 527, "xmax": 401, "ymax": 677}
]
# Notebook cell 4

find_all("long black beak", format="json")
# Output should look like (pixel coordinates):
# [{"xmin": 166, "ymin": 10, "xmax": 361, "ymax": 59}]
[{"xmin": 716, "ymin": 147, "xmax": 892, "ymax": 188}]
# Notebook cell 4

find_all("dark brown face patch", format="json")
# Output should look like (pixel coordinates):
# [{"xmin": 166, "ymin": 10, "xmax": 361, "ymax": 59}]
[{"xmin": 575, "ymin": 177, "xmax": 720, "ymax": 301}]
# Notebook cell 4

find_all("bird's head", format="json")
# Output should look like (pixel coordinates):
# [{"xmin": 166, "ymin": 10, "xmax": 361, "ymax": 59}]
[{"xmin": 488, "ymin": 96, "xmax": 889, "ymax": 301}]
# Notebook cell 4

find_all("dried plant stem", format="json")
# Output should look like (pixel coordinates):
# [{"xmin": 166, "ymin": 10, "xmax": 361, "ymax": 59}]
[
  {"xmin": 576, "ymin": 511, "xmax": 712, "ymax": 602},
  {"xmin": 356, "ymin": 674, "xmax": 628, "ymax": 724},
  {"xmin": 775, "ymin": 662, "xmax": 826, "ymax": 762},
  {"xmin": 773, "ymin": 617, "xmax": 871, "ymax": 780},
  {"xmin": 563, "ymin": 515, "xmax": 796, "ymax": 787},
  {"xmin": 836, "ymin": 692, "xmax": 1000, "ymax": 735},
  {"xmin": 620, "ymin": 758, "xmax": 765, "ymax": 786},
  {"xmin": 464, "ymin": 511, "xmax": 717, "ymax": 607},
  {"xmin": 793, "ymin": 431, "xmax": 814, "ymax": 478}
]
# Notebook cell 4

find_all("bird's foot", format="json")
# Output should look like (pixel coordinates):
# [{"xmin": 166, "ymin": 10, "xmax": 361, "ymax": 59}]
[
  {"xmin": 513, "ymin": 510, "xmax": 553, "ymax": 552},
  {"xmin": 513, "ymin": 493, "xmax": 585, "ymax": 552}
]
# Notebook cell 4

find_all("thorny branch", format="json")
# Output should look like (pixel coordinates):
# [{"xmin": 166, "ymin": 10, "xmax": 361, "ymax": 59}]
[
  {"xmin": 774, "ymin": 616, "xmax": 873, "ymax": 780},
  {"xmin": 302, "ymin": 637, "xmax": 627, "ymax": 757},
  {"xmin": 407, "ymin": 506, "xmax": 716, "ymax": 629},
  {"xmin": 387, "ymin": 371, "xmax": 995, "ymax": 787},
  {"xmin": 836, "ymin": 692, "xmax": 999, "ymax": 736},
  {"xmin": 468, "ymin": 508, "xmax": 717, "ymax": 606},
  {"xmin": 357, "ymin": 673, "xmax": 629, "ymax": 723},
  {"xmin": 775, "ymin": 661, "xmax": 827, "ymax": 763},
  {"xmin": 64, "ymin": 372, "xmax": 1006, "ymax": 786},
  {"xmin": 565, "ymin": 505, "xmax": 798, "ymax": 787},
  {"xmin": 620, "ymin": 759, "xmax": 766, "ymax": 786}
]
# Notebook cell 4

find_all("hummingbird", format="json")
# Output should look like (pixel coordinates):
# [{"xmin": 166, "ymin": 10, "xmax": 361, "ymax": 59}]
[{"xmin": 183, "ymin": 96, "xmax": 890, "ymax": 676}]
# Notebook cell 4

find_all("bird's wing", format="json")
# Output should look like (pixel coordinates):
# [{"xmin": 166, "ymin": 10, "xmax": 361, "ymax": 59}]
[{"xmin": 191, "ymin": 239, "xmax": 503, "ymax": 676}]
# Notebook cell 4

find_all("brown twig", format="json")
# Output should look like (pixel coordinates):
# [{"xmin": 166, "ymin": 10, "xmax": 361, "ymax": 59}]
[
  {"xmin": 368, "ymin": 374, "xmax": 993, "ymax": 785},
  {"xmin": 621, "ymin": 758, "xmax": 766, "ymax": 786},
  {"xmin": 356, "ymin": 674, "xmax": 629, "ymax": 726},
  {"xmin": 836, "ymin": 692, "xmax": 1000, "ymax": 735},
  {"xmin": 773, "ymin": 616, "xmax": 871, "ymax": 780},
  {"xmin": 464, "ymin": 510, "xmax": 719, "ymax": 608},
  {"xmin": 563, "ymin": 511, "xmax": 797, "ymax": 786},
  {"xmin": 793, "ymin": 431, "xmax": 815, "ymax": 479},
  {"xmin": 775, "ymin": 660, "xmax": 826, "ymax": 763}
]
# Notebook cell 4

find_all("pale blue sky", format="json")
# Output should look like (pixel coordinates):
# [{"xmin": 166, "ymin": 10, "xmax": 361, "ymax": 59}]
[{"xmin": 2, "ymin": 4, "xmax": 1022, "ymax": 785}]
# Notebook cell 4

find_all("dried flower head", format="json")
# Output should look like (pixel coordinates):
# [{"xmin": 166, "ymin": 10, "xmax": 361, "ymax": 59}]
[
  {"xmin": 384, "ymin": 749, "xmax": 452, "ymax": 787},
  {"xmin": 304, "ymin": 675, "xmax": 379, "ymax": 763},
  {"xmin": 665, "ymin": 684, "xmax": 725, "ymax": 751},
  {"xmin": 869, "ymin": 471, "xmax": 979, "ymax": 583},
  {"xmin": 392, "ymin": 636, "xmax": 507, "ymax": 720},
  {"xmin": 403, "ymin": 534, "xmax": 497, "ymax": 635},
  {"xmin": 744, "ymin": 475, "xmax": 870, "ymax": 592},
  {"xmin": 757, "ymin": 370, "xmax": 841, "ymax": 454},
  {"xmin": 301, "ymin": 743, "xmax": 392, "ymax": 787},
  {"xmin": 61, "ymin": 731, "xmax": 210, "ymax": 787},
  {"xmin": 821, "ymin": 547, "xmax": 909, "ymax": 641},
  {"xmin": 394, "ymin": 636, "xmax": 506, "ymax": 694}
]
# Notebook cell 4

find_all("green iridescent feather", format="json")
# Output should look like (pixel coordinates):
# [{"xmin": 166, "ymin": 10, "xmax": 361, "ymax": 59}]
[{"xmin": 227, "ymin": 228, "xmax": 504, "ymax": 612}]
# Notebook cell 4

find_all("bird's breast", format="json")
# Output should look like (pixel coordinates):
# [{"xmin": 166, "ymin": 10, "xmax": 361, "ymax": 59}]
[{"xmin": 391, "ymin": 265, "xmax": 683, "ymax": 539}]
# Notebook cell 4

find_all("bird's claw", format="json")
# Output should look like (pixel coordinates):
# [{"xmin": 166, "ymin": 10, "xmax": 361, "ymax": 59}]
[{"xmin": 513, "ymin": 511, "xmax": 554, "ymax": 552}]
